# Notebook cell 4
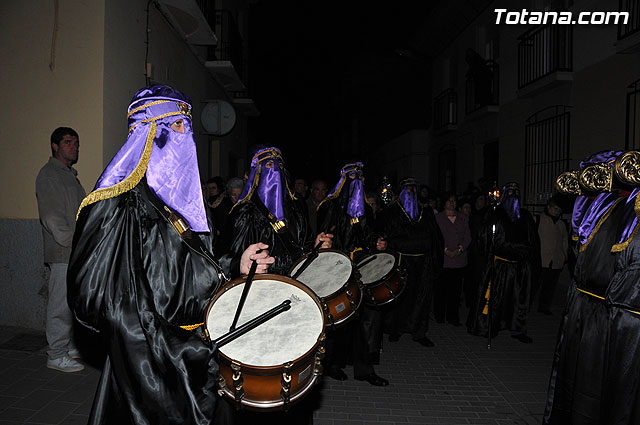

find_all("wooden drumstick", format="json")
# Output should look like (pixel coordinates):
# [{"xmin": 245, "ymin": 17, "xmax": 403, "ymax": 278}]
[
  {"xmin": 230, "ymin": 255, "xmax": 260, "ymax": 332},
  {"xmin": 216, "ymin": 299, "xmax": 291, "ymax": 348}
]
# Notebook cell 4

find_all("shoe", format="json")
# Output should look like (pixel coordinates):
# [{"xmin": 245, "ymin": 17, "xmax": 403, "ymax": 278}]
[
  {"xmin": 354, "ymin": 373, "xmax": 389, "ymax": 387},
  {"xmin": 68, "ymin": 348, "xmax": 81, "ymax": 359},
  {"xmin": 388, "ymin": 334, "xmax": 400, "ymax": 342},
  {"xmin": 326, "ymin": 367, "xmax": 348, "ymax": 381},
  {"xmin": 47, "ymin": 356, "xmax": 84, "ymax": 373},
  {"xmin": 413, "ymin": 337, "xmax": 435, "ymax": 348},
  {"xmin": 511, "ymin": 334, "xmax": 533, "ymax": 344}
]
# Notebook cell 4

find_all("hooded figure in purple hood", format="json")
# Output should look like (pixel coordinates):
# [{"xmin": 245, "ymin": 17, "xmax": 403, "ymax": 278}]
[
  {"xmin": 316, "ymin": 162, "xmax": 390, "ymax": 387},
  {"xmin": 224, "ymin": 146, "xmax": 332, "ymax": 276},
  {"xmin": 468, "ymin": 181, "xmax": 541, "ymax": 343},
  {"xmin": 542, "ymin": 150, "xmax": 636, "ymax": 425},
  {"xmin": 381, "ymin": 177, "xmax": 443, "ymax": 348},
  {"xmin": 68, "ymin": 85, "xmax": 272, "ymax": 425}
]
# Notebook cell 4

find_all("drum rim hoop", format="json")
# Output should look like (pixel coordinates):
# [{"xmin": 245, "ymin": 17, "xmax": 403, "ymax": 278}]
[
  {"xmin": 358, "ymin": 251, "xmax": 399, "ymax": 286},
  {"xmin": 204, "ymin": 273, "xmax": 326, "ymax": 368}
]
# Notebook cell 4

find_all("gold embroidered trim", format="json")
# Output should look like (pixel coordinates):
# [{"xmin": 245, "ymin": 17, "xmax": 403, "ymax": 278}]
[
  {"xmin": 180, "ymin": 322, "xmax": 204, "ymax": 330},
  {"xmin": 128, "ymin": 111, "xmax": 185, "ymax": 133},
  {"xmin": 349, "ymin": 247, "xmax": 362, "ymax": 260},
  {"xmin": 579, "ymin": 197, "xmax": 624, "ymax": 252},
  {"xmin": 127, "ymin": 100, "xmax": 171, "ymax": 118},
  {"xmin": 494, "ymin": 255, "xmax": 517, "ymax": 263},
  {"xmin": 576, "ymin": 287, "xmax": 605, "ymax": 300},
  {"xmin": 76, "ymin": 121, "xmax": 157, "ymax": 220},
  {"xmin": 611, "ymin": 221, "xmax": 640, "ymax": 252}
]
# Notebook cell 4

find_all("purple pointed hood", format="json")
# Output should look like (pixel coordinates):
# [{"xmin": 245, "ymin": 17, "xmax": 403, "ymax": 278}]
[
  {"xmin": 233, "ymin": 147, "xmax": 295, "ymax": 221},
  {"xmin": 77, "ymin": 85, "xmax": 209, "ymax": 232},
  {"xmin": 501, "ymin": 182, "xmax": 521, "ymax": 222},
  {"xmin": 399, "ymin": 177, "xmax": 419, "ymax": 221},
  {"xmin": 322, "ymin": 162, "xmax": 366, "ymax": 219}
]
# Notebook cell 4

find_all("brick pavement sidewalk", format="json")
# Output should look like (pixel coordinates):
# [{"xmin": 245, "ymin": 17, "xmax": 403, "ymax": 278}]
[{"xmin": 0, "ymin": 282, "xmax": 567, "ymax": 425}]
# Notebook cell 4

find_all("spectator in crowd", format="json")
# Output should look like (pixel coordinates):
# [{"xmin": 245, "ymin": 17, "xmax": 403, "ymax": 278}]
[
  {"xmin": 435, "ymin": 192, "xmax": 471, "ymax": 326},
  {"xmin": 36, "ymin": 126, "xmax": 86, "ymax": 373},
  {"xmin": 293, "ymin": 177, "xmax": 309, "ymax": 199},
  {"xmin": 306, "ymin": 179, "xmax": 328, "ymax": 234},
  {"xmin": 226, "ymin": 176, "xmax": 243, "ymax": 204},
  {"xmin": 532, "ymin": 197, "xmax": 568, "ymax": 315}
]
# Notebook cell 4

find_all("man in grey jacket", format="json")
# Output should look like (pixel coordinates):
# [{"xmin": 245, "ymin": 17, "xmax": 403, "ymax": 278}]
[{"xmin": 35, "ymin": 127, "xmax": 86, "ymax": 372}]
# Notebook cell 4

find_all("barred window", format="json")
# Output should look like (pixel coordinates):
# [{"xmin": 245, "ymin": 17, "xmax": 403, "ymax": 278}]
[
  {"xmin": 524, "ymin": 106, "xmax": 571, "ymax": 206},
  {"xmin": 626, "ymin": 78, "xmax": 640, "ymax": 149}
]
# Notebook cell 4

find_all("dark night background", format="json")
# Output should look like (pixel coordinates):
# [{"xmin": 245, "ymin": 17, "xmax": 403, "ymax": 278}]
[{"xmin": 246, "ymin": 1, "xmax": 436, "ymax": 183}]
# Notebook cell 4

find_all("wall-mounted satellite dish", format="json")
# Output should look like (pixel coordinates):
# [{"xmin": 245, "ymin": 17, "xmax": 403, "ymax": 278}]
[{"xmin": 201, "ymin": 100, "xmax": 237, "ymax": 136}]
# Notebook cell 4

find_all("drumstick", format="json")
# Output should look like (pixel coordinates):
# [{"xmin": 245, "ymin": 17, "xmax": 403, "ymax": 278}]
[
  {"xmin": 357, "ymin": 255, "xmax": 377, "ymax": 269},
  {"xmin": 291, "ymin": 226, "xmax": 335, "ymax": 279},
  {"xmin": 229, "ymin": 258, "xmax": 259, "ymax": 332},
  {"xmin": 291, "ymin": 240, "xmax": 324, "ymax": 280},
  {"xmin": 215, "ymin": 299, "xmax": 292, "ymax": 348}
]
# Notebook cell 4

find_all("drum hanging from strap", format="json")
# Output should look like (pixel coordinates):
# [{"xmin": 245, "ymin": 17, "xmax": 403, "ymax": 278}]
[
  {"xmin": 357, "ymin": 252, "xmax": 406, "ymax": 306},
  {"xmin": 289, "ymin": 249, "xmax": 362, "ymax": 328},
  {"xmin": 205, "ymin": 274, "xmax": 326, "ymax": 411}
]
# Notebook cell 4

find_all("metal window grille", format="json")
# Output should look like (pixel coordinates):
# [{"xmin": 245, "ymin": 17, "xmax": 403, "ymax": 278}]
[
  {"xmin": 626, "ymin": 78, "xmax": 640, "ymax": 149},
  {"xmin": 524, "ymin": 106, "xmax": 571, "ymax": 206},
  {"xmin": 618, "ymin": 0, "xmax": 640, "ymax": 39},
  {"xmin": 518, "ymin": 24, "xmax": 572, "ymax": 89},
  {"xmin": 465, "ymin": 60, "xmax": 499, "ymax": 114},
  {"xmin": 433, "ymin": 88, "xmax": 457, "ymax": 130}
]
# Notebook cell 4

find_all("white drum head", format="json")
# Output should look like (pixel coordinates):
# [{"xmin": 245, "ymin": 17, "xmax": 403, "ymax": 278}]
[
  {"xmin": 206, "ymin": 278, "xmax": 323, "ymax": 367},
  {"xmin": 290, "ymin": 251, "xmax": 353, "ymax": 298},
  {"xmin": 358, "ymin": 253, "xmax": 396, "ymax": 284}
]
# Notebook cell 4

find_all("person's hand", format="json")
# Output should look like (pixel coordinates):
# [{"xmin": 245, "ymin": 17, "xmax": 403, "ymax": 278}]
[
  {"xmin": 444, "ymin": 248, "xmax": 456, "ymax": 258},
  {"xmin": 240, "ymin": 243, "xmax": 275, "ymax": 275},
  {"xmin": 315, "ymin": 232, "xmax": 333, "ymax": 249},
  {"xmin": 376, "ymin": 237, "xmax": 387, "ymax": 251}
]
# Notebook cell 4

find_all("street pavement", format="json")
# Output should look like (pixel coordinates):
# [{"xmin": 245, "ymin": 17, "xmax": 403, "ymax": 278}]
[{"xmin": 0, "ymin": 273, "xmax": 569, "ymax": 425}]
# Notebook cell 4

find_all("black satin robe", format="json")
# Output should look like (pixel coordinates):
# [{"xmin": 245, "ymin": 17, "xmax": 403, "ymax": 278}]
[
  {"xmin": 225, "ymin": 195, "xmax": 313, "ymax": 275},
  {"xmin": 317, "ymin": 199, "xmax": 378, "ymax": 257},
  {"xmin": 68, "ymin": 179, "xmax": 227, "ymax": 425},
  {"xmin": 543, "ymin": 198, "xmax": 625, "ymax": 425},
  {"xmin": 469, "ymin": 206, "xmax": 540, "ymax": 336},
  {"xmin": 601, "ymin": 207, "xmax": 640, "ymax": 425},
  {"xmin": 317, "ymin": 199, "xmax": 381, "ymax": 371},
  {"xmin": 382, "ymin": 202, "xmax": 443, "ymax": 338}
]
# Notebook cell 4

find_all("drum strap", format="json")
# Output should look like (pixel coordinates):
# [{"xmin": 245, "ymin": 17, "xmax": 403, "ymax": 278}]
[
  {"xmin": 397, "ymin": 252, "xmax": 425, "ymax": 266},
  {"xmin": 138, "ymin": 180, "xmax": 226, "ymax": 332}
]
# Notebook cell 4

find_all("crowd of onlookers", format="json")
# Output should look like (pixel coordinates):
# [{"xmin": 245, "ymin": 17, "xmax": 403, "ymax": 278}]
[{"xmin": 202, "ymin": 174, "xmax": 571, "ymax": 326}]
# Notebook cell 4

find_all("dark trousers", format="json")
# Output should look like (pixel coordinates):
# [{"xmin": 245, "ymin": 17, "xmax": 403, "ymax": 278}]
[
  {"xmin": 324, "ymin": 306, "xmax": 379, "ymax": 377},
  {"xmin": 531, "ymin": 267, "xmax": 562, "ymax": 312},
  {"xmin": 434, "ymin": 267, "xmax": 465, "ymax": 324}
]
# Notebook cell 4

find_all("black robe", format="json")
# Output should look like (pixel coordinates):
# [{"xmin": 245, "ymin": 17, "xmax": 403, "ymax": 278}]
[
  {"xmin": 225, "ymin": 195, "xmax": 313, "ymax": 275},
  {"xmin": 317, "ymin": 198, "xmax": 381, "ymax": 372},
  {"xmin": 543, "ymin": 196, "xmax": 625, "ymax": 425},
  {"xmin": 603, "ymin": 226, "xmax": 640, "ymax": 425},
  {"xmin": 317, "ymin": 198, "xmax": 378, "ymax": 257},
  {"xmin": 68, "ymin": 179, "xmax": 229, "ymax": 425},
  {"xmin": 469, "ymin": 206, "xmax": 540, "ymax": 336},
  {"xmin": 382, "ymin": 202, "xmax": 443, "ymax": 338}
]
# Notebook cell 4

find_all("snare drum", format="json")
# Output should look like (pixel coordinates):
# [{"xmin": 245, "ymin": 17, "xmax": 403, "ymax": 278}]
[
  {"xmin": 357, "ymin": 252, "xmax": 406, "ymax": 306},
  {"xmin": 205, "ymin": 274, "xmax": 325, "ymax": 411},
  {"xmin": 289, "ymin": 249, "xmax": 362, "ymax": 328}
]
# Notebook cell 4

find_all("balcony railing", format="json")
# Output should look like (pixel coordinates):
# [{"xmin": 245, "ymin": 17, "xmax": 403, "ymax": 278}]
[
  {"xmin": 433, "ymin": 88, "xmax": 457, "ymax": 130},
  {"xmin": 465, "ymin": 60, "xmax": 499, "ymax": 114},
  {"xmin": 618, "ymin": 0, "xmax": 640, "ymax": 39},
  {"xmin": 207, "ymin": 10, "xmax": 244, "ymax": 79},
  {"xmin": 518, "ymin": 24, "xmax": 572, "ymax": 89}
]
